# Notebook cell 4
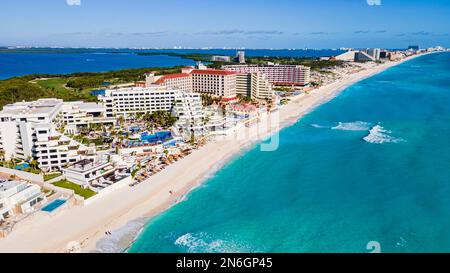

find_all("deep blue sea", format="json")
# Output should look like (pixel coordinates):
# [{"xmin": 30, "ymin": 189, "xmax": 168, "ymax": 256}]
[
  {"xmin": 0, "ymin": 52, "xmax": 195, "ymax": 80},
  {"xmin": 0, "ymin": 49, "xmax": 342, "ymax": 80},
  {"xmin": 128, "ymin": 52, "xmax": 450, "ymax": 253}
]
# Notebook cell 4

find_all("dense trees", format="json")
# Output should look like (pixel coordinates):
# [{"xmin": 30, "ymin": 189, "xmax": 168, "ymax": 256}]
[
  {"xmin": 0, "ymin": 66, "xmax": 186, "ymax": 108},
  {"xmin": 66, "ymin": 76, "xmax": 104, "ymax": 89},
  {"xmin": 142, "ymin": 111, "xmax": 177, "ymax": 128},
  {"xmin": 0, "ymin": 78, "xmax": 52, "ymax": 107}
]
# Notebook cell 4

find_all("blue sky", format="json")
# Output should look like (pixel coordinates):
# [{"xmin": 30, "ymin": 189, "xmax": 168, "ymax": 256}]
[{"xmin": 0, "ymin": 0, "xmax": 449, "ymax": 49}]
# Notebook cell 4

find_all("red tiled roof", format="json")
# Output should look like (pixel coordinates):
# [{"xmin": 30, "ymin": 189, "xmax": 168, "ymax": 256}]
[
  {"xmin": 191, "ymin": 69, "xmax": 237, "ymax": 76},
  {"xmin": 154, "ymin": 73, "xmax": 191, "ymax": 84}
]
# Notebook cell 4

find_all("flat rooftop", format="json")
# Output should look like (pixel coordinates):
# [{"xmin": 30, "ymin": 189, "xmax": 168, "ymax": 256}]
[
  {"xmin": 63, "ymin": 101, "xmax": 105, "ymax": 112},
  {"xmin": 65, "ymin": 159, "xmax": 110, "ymax": 173},
  {"xmin": 0, "ymin": 179, "xmax": 22, "ymax": 192},
  {"xmin": 0, "ymin": 99, "xmax": 63, "ymax": 117}
]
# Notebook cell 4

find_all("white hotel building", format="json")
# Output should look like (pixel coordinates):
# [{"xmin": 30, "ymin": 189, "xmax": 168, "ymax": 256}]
[
  {"xmin": 222, "ymin": 64, "xmax": 311, "ymax": 86},
  {"xmin": 0, "ymin": 179, "xmax": 45, "ymax": 221},
  {"xmin": 0, "ymin": 99, "xmax": 99, "ymax": 171},
  {"xmin": 61, "ymin": 101, "xmax": 116, "ymax": 134},
  {"xmin": 98, "ymin": 85, "xmax": 179, "ymax": 119},
  {"xmin": 172, "ymin": 92, "xmax": 206, "ymax": 137}
]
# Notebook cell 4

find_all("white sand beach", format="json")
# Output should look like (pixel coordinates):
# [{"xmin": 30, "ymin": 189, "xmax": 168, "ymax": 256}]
[{"xmin": 0, "ymin": 53, "xmax": 427, "ymax": 253}]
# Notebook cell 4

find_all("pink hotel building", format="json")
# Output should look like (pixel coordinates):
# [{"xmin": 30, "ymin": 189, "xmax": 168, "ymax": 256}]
[{"xmin": 222, "ymin": 64, "xmax": 311, "ymax": 86}]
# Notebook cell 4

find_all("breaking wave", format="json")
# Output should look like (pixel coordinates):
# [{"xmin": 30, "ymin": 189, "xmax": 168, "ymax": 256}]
[
  {"xmin": 174, "ymin": 232, "xmax": 253, "ymax": 253},
  {"xmin": 311, "ymin": 124, "xmax": 328, "ymax": 129},
  {"xmin": 363, "ymin": 125, "xmax": 405, "ymax": 144},
  {"xmin": 332, "ymin": 121, "xmax": 372, "ymax": 131}
]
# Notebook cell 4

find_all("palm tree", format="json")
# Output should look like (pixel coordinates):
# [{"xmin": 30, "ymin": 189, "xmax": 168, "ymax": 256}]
[
  {"xmin": 0, "ymin": 150, "xmax": 5, "ymax": 162},
  {"xmin": 30, "ymin": 159, "xmax": 39, "ymax": 171},
  {"xmin": 118, "ymin": 116, "xmax": 125, "ymax": 127},
  {"xmin": 10, "ymin": 155, "xmax": 16, "ymax": 168}
]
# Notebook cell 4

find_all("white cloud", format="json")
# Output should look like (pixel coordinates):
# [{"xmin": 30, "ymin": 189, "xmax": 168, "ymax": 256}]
[{"xmin": 67, "ymin": 0, "xmax": 81, "ymax": 6}]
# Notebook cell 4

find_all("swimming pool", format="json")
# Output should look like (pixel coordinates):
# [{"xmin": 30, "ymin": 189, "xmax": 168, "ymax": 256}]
[
  {"xmin": 15, "ymin": 162, "xmax": 30, "ymax": 170},
  {"xmin": 140, "ymin": 131, "xmax": 172, "ymax": 143},
  {"xmin": 41, "ymin": 199, "xmax": 66, "ymax": 212}
]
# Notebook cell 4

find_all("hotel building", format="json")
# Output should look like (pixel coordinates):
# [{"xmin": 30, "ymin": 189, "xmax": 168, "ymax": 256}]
[
  {"xmin": 145, "ymin": 72, "xmax": 192, "ymax": 93},
  {"xmin": 236, "ymin": 72, "xmax": 273, "ymax": 100},
  {"xmin": 61, "ymin": 101, "xmax": 116, "ymax": 134},
  {"xmin": 190, "ymin": 68, "xmax": 238, "ymax": 99},
  {"xmin": 222, "ymin": 64, "xmax": 311, "ymax": 86},
  {"xmin": 146, "ymin": 65, "xmax": 239, "ymax": 99},
  {"xmin": 236, "ymin": 51, "xmax": 246, "ymax": 64},
  {"xmin": 172, "ymin": 92, "xmax": 206, "ymax": 137},
  {"xmin": 62, "ymin": 159, "xmax": 131, "ymax": 194},
  {"xmin": 212, "ymin": 55, "xmax": 232, "ymax": 62},
  {"xmin": 0, "ymin": 179, "xmax": 45, "ymax": 221},
  {"xmin": 0, "ymin": 99, "xmax": 96, "ymax": 171},
  {"xmin": 98, "ymin": 86, "xmax": 179, "ymax": 119}
]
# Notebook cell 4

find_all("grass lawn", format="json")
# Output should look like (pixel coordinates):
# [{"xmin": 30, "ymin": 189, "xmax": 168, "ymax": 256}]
[
  {"xmin": 32, "ymin": 78, "xmax": 97, "ymax": 102},
  {"xmin": 53, "ymin": 180, "xmax": 97, "ymax": 199},
  {"xmin": 35, "ymin": 78, "xmax": 69, "ymax": 93},
  {"xmin": 43, "ymin": 172, "xmax": 62, "ymax": 181}
]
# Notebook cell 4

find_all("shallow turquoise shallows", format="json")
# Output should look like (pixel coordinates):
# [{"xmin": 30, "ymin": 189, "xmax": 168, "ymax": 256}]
[{"xmin": 129, "ymin": 52, "xmax": 450, "ymax": 253}]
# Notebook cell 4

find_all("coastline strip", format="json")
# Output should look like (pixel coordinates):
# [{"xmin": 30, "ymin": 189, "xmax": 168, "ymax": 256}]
[{"xmin": 0, "ymin": 52, "xmax": 431, "ymax": 253}]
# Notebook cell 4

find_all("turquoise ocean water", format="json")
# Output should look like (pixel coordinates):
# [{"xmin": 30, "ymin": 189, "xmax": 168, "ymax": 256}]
[{"xmin": 129, "ymin": 52, "xmax": 450, "ymax": 253}]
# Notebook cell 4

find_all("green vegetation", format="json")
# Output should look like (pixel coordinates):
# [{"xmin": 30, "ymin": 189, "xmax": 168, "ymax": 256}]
[
  {"xmin": 201, "ymin": 94, "xmax": 219, "ymax": 106},
  {"xmin": 53, "ymin": 180, "xmax": 97, "ymax": 199},
  {"xmin": 0, "ymin": 49, "xmax": 344, "ymax": 109},
  {"xmin": 137, "ymin": 52, "xmax": 345, "ymax": 71},
  {"xmin": 0, "ymin": 158, "xmax": 40, "ymax": 174},
  {"xmin": 0, "ymin": 66, "xmax": 186, "ymax": 109},
  {"xmin": 244, "ymin": 57, "xmax": 345, "ymax": 71},
  {"xmin": 274, "ymin": 86, "xmax": 294, "ymax": 92},
  {"xmin": 237, "ymin": 94, "xmax": 254, "ymax": 103},
  {"xmin": 142, "ymin": 111, "xmax": 178, "ymax": 128},
  {"xmin": 131, "ymin": 166, "xmax": 140, "ymax": 178},
  {"xmin": 43, "ymin": 172, "xmax": 62, "ymax": 182},
  {"xmin": 72, "ymin": 135, "xmax": 106, "ymax": 146}
]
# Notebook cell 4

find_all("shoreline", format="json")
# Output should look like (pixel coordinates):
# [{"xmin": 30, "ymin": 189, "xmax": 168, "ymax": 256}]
[
  {"xmin": 0, "ymin": 52, "xmax": 431, "ymax": 253},
  {"xmin": 91, "ymin": 53, "xmax": 431, "ymax": 253}
]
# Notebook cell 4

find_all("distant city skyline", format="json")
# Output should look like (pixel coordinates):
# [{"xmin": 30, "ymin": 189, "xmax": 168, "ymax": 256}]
[{"xmin": 1, "ymin": 0, "xmax": 449, "ymax": 49}]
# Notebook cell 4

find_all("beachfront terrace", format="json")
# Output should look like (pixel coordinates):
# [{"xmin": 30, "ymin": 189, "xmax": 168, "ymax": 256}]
[{"xmin": 61, "ymin": 159, "xmax": 131, "ymax": 194}]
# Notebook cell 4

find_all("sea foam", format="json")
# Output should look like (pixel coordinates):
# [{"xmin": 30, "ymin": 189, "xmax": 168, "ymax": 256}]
[
  {"xmin": 95, "ymin": 217, "xmax": 148, "ymax": 253},
  {"xmin": 174, "ymin": 232, "xmax": 252, "ymax": 253},
  {"xmin": 363, "ymin": 125, "xmax": 404, "ymax": 144},
  {"xmin": 332, "ymin": 121, "xmax": 372, "ymax": 131},
  {"xmin": 311, "ymin": 124, "xmax": 328, "ymax": 129}
]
